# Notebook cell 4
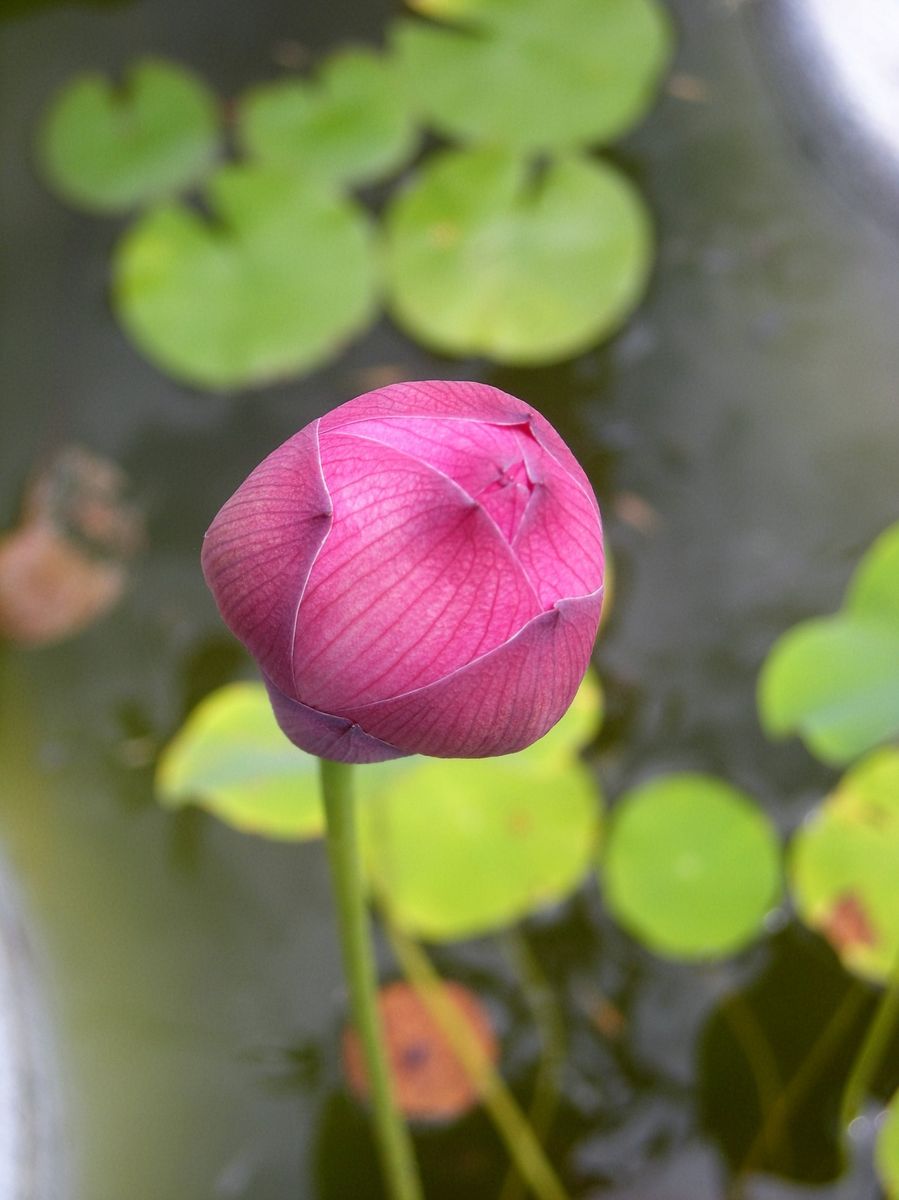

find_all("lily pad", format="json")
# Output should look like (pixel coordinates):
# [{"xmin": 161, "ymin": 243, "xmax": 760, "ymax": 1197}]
[
  {"xmin": 758, "ymin": 522, "xmax": 899, "ymax": 765},
  {"xmin": 393, "ymin": 0, "xmax": 672, "ymax": 152},
  {"xmin": 113, "ymin": 163, "xmax": 378, "ymax": 390},
  {"xmin": 38, "ymin": 59, "xmax": 220, "ymax": 213},
  {"xmin": 156, "ymin": 682, "xmax": 324, "ymax": 839},
  {"xmin": 602, "ymin": 774, "xmax": 783, "ymax": 960},
  {"xmin": 237, "ymin": 48, "xmax": 416, "ymax": 186},
  {"xmin": 790, "ymin": 749, "xmax": 899, "ymax": 982},
  {"xmin": 877, "ymin": 1089, "xmax": 899, "ymax": 1199},
  {"xmin": 155, "ymin": 672, "xmax": 600, "ymax": 878},
  {"xmin": 363, "ymin": 673, "xmax": 603, "ymax": 941},
  {"xmin": 383, "ymin": 147, "xmax": 652, "ymax": 363}
]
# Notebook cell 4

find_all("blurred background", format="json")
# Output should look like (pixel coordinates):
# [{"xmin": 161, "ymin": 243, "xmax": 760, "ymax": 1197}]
[{"xmin": 1, "ymin": 1, "xmax": 899, "ymax": 1198}]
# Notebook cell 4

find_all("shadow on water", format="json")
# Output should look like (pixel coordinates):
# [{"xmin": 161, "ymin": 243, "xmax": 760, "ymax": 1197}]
[{"xmin": 1, "ymin": 0, "xmax": 899, "ymax": 1196}]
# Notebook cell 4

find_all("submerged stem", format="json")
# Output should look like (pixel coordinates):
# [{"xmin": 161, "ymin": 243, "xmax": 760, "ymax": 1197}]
[
  {"xmin": 498, "ymin": 928, "xmax": 567, "ymax": 1200},
  {"xmin": 839, "ymin": 953, "xmax": 899, "ymax": 1136},
  {"xmin": 319, "ymin": 758, "xmax": 423, "ymax": 1200},
  {"xmin": 384, "ymin": 911, "xmax": 572, "ymax": 1200}
]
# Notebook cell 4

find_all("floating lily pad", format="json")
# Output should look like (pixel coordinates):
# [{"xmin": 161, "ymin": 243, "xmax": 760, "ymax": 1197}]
[
  {"xmin": 384, "ymin": 148, "xmax": 652, "ymax": 363},
  {"xmin": 363, "ymin": 673, "xmax": 603, "ymax": 941},
  {"xmin": 790, "ymin": 749, "xmax": 899, "ymax": 982},
  {"xmin": 877, "ymin": 1090, "xmax": 899, "ymax": 1199},
  {"xmin": 38, "ymin": 59, "xmax": 220, "ymax": 213},
  {"xmin": 113, "ymin": 163, "xmax": 378, "ymax": 389},
  {"xmin": 602, "ymin": 774, "xmax": 782, "ymax": 960},
  {"xmin": 237, "ymin": 48, "xmax": 416, "ymax": 186},
  {"xmin": 759, "ymin": 522, "xmax": 899, "ymax": 765},
  {"xmin": 156, "ymin": 682, "xmax": 324, "ymax": 839},
  {"xmin": 156, "ymin": 672, "xmax": 600, "ymax": 883},
  {"xmin": 394, "ymin": 0, "xmax": 672, "ymax": 152}
]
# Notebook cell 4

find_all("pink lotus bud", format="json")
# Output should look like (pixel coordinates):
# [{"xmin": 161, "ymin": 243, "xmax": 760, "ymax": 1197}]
[{"xmin": 201, "ymin": 381, "xmax": 604, "ymax": 763}]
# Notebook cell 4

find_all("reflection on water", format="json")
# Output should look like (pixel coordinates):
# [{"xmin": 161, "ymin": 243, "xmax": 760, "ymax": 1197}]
[{"xmin": 0, "ymin": 843, "xmax": 65, "ymax": 1200}]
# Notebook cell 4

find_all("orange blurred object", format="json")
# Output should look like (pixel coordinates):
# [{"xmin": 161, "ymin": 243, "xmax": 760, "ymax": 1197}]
[
  {"xmin": 342, "ymin": 980, "xmax": 498, "ymax": 1123},
  {"xmin": 0, "ymin": 446, "xmax": 142, "ymax": 646}
]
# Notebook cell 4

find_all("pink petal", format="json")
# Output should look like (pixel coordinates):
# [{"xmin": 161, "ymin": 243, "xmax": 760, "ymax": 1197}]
[
  {"xmin": 342, "ymin": 590, "xmax": 603, "ymax": 758},
  {"xmin": 291, "ymin": 430, "xmax": 541, "ymax": 711},
  {"xmin": 320, "ymin": 380, "xmax": 532, "ymax": 431},
  {"xmin": 330, "ymin": 416, "xmax": 538, "ymax": 543},
  {"xmin": 263, "ymin": 674, "xmax": 406, "ymax": 764},
  {"xmin": 513, "ymin": 441, "xmax": 605, "ymax": 607},
  {"xmin": 525, "ymin": 408, "xmax": 601, "ymax": 507},
  {"xmin": 201, "ymin": 423, "xmax": 332, "ymax": 696}
]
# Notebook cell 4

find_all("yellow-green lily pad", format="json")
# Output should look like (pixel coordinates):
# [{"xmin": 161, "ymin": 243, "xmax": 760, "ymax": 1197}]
[
  {"xmin": 237, "ymin": 48, "xmax": 416, "ymax": 186},
  {"xmin": 602, "ymin": 774, "xmax": 783, "ymax": 960},
  {"xmin": 790, "ymin": 748, "xmax": 899, "ymax": 982},
  {"xmin": 393, "ymin": 0, "xmax": 672, "ymax": 153},
  {"xmin": 156, "ymin": 682, "xmax": 324, "ymax": 839},
  {"xmin": 363, "ymin": 673, "xmax": 603, "ymax": 941},
  {"xmin": 113, "ymin": 163, "xmax": 377, "ymax": 390},
  {"xmin": 877, "ymin": 1089, "xmax": 899, "ymax": 1199},
  {"xmin": 38, "ymin": 59, "xmax": 220, "ymax": 213},
  {"xmin": 759, "ymin": 522, "xmax": 899, "ymax": 765},
  {"xmin": 384, "ymin": 147, "xmax": 652, "ymax": 364}
]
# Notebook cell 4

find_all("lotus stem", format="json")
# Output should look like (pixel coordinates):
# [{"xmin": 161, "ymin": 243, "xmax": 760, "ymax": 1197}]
[
  {"xmin": 384, "ymin": 912, "xmax": 572, "ymax": 1200},
  {"xmin": 499, "ymin": 928, "xmax": 567, "ymax": 1200},
  {"xmin": 839, "ymin": 953, "xmax": 899, "ymax": 1137},
  {"xmin": 319, "ymin": 758, "xmax": 423, "ymax": 1200}
]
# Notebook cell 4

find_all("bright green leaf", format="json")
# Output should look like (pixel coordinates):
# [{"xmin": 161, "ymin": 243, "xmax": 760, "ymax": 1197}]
[
  {"xmin": 758, "ymin": 522, "xmax": 899, "ymax": 765},
  {"xmin": 394, "ymin": 0, "xmax": 672, "ymax": 152},
  {"xmin": 877, "ymin": 1089, "xmax": 899, "ymax": 1199},
  {"xmin": 113, "ymin": 163, "xmax": 378, "ymax": 390},
  {"xmin": 790, "ymin": 749, "xmax": 899, "ymax": 982},
  {"xmin": 847, "ymin": 522, "xmax": 899, "ymax": 626},
  {"xmin": 363, "ymin": 675, "xmax": 603, "ymax": 941},
  {"xmin": 38, "ymin": 59, "xmax": 220, "ymax": 213},
  {"xmin": 384, "ymin": 147, "xmax": 652, "ymax": 364},
  {"xmin": 602, "ymin": 774, "xmax": 783, "ymax": 960},
  {"xmin": 758, "ymin": 618, "xmax": 899, "ymax": 766},
  {"xmin": 237, "ymin": 48, "xmax": 416, "ymax": 186},
  {"xmin": 156, "ymin": 683, "xmax": 324, "ymax": 839}
]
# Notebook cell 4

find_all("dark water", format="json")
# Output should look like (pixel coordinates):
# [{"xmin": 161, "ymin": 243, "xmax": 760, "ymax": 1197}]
[{"xmin": 1, "ymin": 0, "xmax": 899, "ymax": 1197}]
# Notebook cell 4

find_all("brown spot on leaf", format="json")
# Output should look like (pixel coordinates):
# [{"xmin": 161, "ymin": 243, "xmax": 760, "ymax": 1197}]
[
  {"xmin": 508, "ymin": 809, "xmax": 533, "ymax": 836},
  {"xmin": 342, "ymin": 980, "xmax": 498, "ymax": 1122},
  {"xmin": 822, "ymin": 891, "xmax": 878, "ymax": 952}
]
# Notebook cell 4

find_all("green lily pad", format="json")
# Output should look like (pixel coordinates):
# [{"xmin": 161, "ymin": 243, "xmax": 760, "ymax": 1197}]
[
  {"xmin": 877, "ymin": 1090, "xmax": 899, "ymax": 1199},
  {"xmin": 38, "ymin": 59, "xmax": 220, "ymax": 213},
  {"xmin": 602, "ymin": 774, "xmax": 783, "ymax": 960},
  {"xmin": 759, "ymin": 523, "xmax": 899, "ymax": 765},
  {"xmin": 237, "ymin": 48, "xmax": 416, "ymax": 187},
  {"xmin": 383, "ymin": 147, "xmax": 652, "ymax": 363},
  {"xmin": 393, "ymin": 0, "xmax": 672, "ymax": 152},
  {"xmin": 113, "ymin": 163, "xmax": 378, "ymax": 389},
  {"xmin": 363, "ymin": 673, "xmax": 603, "ymax": 941},
  {"xmin": 790, "ymin": 749, "xmax": 899, "ymax": 982},
  {"xmin": 156, "ymin": 682, "xmax": 324, "ymax": 839}
]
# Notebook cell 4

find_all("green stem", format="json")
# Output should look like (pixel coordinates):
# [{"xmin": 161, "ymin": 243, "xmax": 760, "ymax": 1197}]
[
  {"xmin": 498, "ymin": 929, "xmax": 567, "ymax": 1200},
  {"xmin": 733, "ymin": 982, "xmax": 868, "ymax": 1189},
  {"xmin": 384, "ymin": 911, "xmax": 572, "ymax": 1200},
  {"xmin": 721, "ymin": 993, "xmax": 791, "ymax": 1174},
  {"xmin": 839, "ymin": 955, "xmax": 899, "ymax": 1136},
  {"xmin": 319, "ymin": 759, "xmax": 423, "ymax": 1200}
]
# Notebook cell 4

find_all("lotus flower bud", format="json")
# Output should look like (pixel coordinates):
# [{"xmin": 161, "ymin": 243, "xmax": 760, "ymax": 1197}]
[{"xmin": 202, "ymin": 381, "xmax": 604, "ymax": 763}]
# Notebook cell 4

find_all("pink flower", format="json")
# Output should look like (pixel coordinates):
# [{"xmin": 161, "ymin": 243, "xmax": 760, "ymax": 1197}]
[{"xmin": 201, "ymin": 381, "xmax": 604, "ymax": 763}]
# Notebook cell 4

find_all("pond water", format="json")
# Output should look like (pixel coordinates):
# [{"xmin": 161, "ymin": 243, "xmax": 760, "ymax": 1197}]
[{"xmin": 1, "ymin": 1, "xmax": 898, "ymax": 1198}]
